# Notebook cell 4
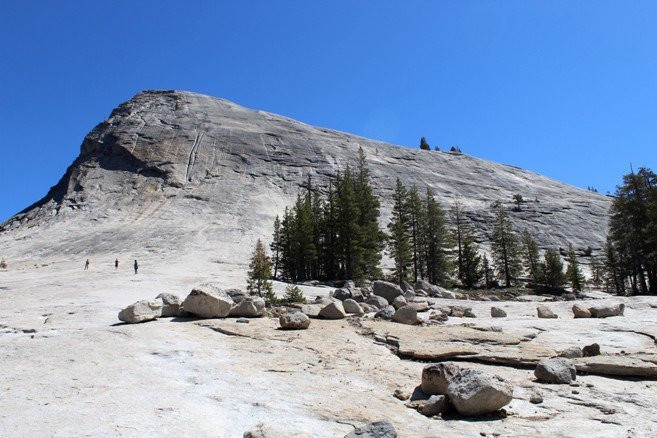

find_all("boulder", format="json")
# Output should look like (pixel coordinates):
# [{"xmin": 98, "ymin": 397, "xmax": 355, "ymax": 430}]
[
  {"xmin": 345, "ymin": 422, "xmax": 397, "ymax": 438},
  {"xmin": 392, "ymin": 305, "xmax": 417, "ymax": 325},
  {"xmin": 155, "ymin": 293, "xmax": 182, "ymax": 317},
  {"xmin": 300, "ymin": 304, "xmax": 322, "ymax": 318},
  {"xmin": 279, "ymin": 311, "xmax": 310, "ymax": 330},
  {"xmin": 420, "ymin": 395, "xmax": 450, "ymax": 417},
  {"xmin": 572, "ymin": 304, "xmax": 591, "ymax": 318},
  {"xmin": 366, "ymin": 295, "xmax": 389, "ymax": 310},
  {"xmin": 350, "ymin": 288, "xmax": 364, "ymax": 302},
  {"xmin": 421, "ymin": 362, "xmax": 460, "ymax": 395},
  {"xmin": 415, "ymin": 279, "xmax": 432, "ymax": 292},
  {"xmin": 118, "ymin": 299, "xmax": 162, "ymax": 323},
  {"xmin": 243, "ymin": 423, "xmax": 312, "ymax": 438},
  {"xmin": 229, "ymin": 297, "xmax": 265, "ymax": 317},
  {"xmin": 319, "ymin": 301, "xmax": 347, "ymax": 319},
  {"xmin": 490, "ymin": 307, "xmax": 507, "ymax": 318},
  {"xmin": 409, "ymin": 300, "xmax": 429, "ymax": 312},
  {"xmin": 534, "ymin": 358, "xmax": 577, "ymax": 384},
  {"xmin": 332, "ymin": 288, "xmax": 352, "ymax": 301},
  {"xmin": 343, "ymin": 280, "xmax": 356, "ymax": 290},
  {"xmin": 415, "ymin": 289, "xmax": 428, "ymax": 297},
  {"xmin": 440, "ymin": 290, "xmax": 456, "ymax": 299},
  {"xmin": 182, "ymin": 286, "xmax": 234, "ymax": 318},
  {"xmin": 559, "ymin": 346, "xmax": 583, "ymax": 359},
  {"xmin": 360, "ymin": 303, "xmax": 374, "ymax": 313},
  {"xmin": 343, "ymin": 298, "xmax": 363, "ymax": 314},
  {"xmin": 375, "ymin": 305, "xmax": 395, "ymax": 320},
  {"xmin": 372, "ymin": 280, "xmax": 403, "ymax": 303},
  {"xmin": 583, "ymin": 343, "xmax": 601, "ymax": 357},
  {"xmin": 589, "ymin": 303, "xmax": 625, "ymax": 318},
  {"xmin": 224, "ymin": 288, "xmax": 248, "ymax": 303},
  {"xmin": 401, "ymin": 280, "xmax": 414, "ymax": 294},
  {"xmin": 537, "ymin": 305, "xmax": 557, "ymax": 319},
  {"xmin": 464, "ymin": 308, "xmax": 477, "ymax": 318},
  {"xmin": 403, "ymin": 289, "xmax": 415, "ymax": 300},
  {"xmin": 447, "ymin": 368, "xmax": 513, "ymax": 416},
  {"xmin": 391, "ymin": 295, "xmax": 408, "ymax": 310}
]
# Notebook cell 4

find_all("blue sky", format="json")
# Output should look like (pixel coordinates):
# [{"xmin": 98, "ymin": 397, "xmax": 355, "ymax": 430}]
[{"xmin": 1, "ymin": 1, "xmax": 656, "ymax": 221}]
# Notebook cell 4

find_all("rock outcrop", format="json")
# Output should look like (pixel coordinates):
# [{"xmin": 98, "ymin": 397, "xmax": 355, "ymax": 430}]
[
  {"xmin": 0, "ymin": 90, "xmax": 611, "ymax": 268},
  {"xmin": 118, "ymin": 299, "xmax": 163, "ymax": 323}
]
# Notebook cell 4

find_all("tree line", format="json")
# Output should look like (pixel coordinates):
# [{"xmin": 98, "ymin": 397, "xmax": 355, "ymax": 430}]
[{"xmin": 267, "ymin": 147, "xmax": 591, "ymax": 292}]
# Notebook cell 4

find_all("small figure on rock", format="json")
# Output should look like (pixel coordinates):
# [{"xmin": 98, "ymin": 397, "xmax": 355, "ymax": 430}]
[
  {"xmin": 84, "ymin": 259, "xmax": 90, "ymax": 270},
  {"xmin": 115, "ymin": 258, "xmax": 119, "ymax": 269},
  {"xmin": 134, "ymin": 259, "xmax": 138, "ymax": 274}
]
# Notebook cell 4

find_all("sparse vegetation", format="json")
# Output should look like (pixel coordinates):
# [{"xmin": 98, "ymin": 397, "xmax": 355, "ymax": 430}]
[
  {"xmin": 247, "ymin": 239, "xmax": 275, "ymax": 300},
  {"xmin": 282, "ymin": 284, "xmax": 306, "ymax": 304},
  {"xmin": 0, "ymin": 259, "xmax": 6, "ymax": 269},
  {"xmin": 419, "ymin": 137, "xmax": 431, "ymax": 151}
]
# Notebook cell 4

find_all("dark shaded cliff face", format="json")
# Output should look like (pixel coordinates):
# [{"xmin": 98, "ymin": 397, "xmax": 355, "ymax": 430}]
[{"xmin": 1, "ymin": 90, "xmax": 610, "ymax": 262}]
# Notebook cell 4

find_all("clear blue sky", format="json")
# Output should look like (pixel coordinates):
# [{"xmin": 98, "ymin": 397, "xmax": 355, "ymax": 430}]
[{"xmin": 1, "ymin": 1, "xmax": 656, "ymax": 221}]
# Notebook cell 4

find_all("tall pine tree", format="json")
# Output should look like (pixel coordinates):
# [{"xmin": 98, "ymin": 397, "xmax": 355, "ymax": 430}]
[
  {"xmin": 490, "ymin": 201, "xmax": 522, "ymax": 287},
  {"xmin": 387, "ymin": 178, "xmax": 412, "ymax": 285}
]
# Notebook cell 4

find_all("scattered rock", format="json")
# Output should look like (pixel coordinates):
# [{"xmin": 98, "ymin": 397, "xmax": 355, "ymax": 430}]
[
  {"xmin": 589, "ymin": 303, "xmax": 625, "ymax": 318},
  {"xmin": 490, "ymin": 307, "xmax": 507, "ymax": 318},
  {"xmin": 243, "ymin": 423, "xmax": 312, "ymax": 438},
  {"xmin": 155, "ymin": 293, "xmax": 182, "ymax": 317},
  {"xmin": 415, "ymin": 279, "xmax": 432, "ymax": 292},
  {"xmin": 447, "ymin": 368, "xmax": 513, "ymax": 416},
  {"xmin": 440, "ymin": 290, "xmax": 457, "ymax": 299},
  {"xmin": 583, "ymin": 343, "xmax": 601, "ymax": 357},
  {"xmin": 420, "ymin": 395, "xmax": 450, "ymax": 417},
  {"xmin": 182, "ymin": 286, "xmax": 234, "ymax": 318},
  {"xmin": 319, "ymin": 301, "xmax": 347, "ymax": 319},
  {"xmin": 366, "ymin": 295, "xmax": 389, "ymax": 310},
  {"xmin": 118, "ymin": 299, "xmax": 162, "ymax": 323},
  {"xmin": 572, "ymin": 304, "xmax": 592, "ymax": 318},
  {"xmin": 393, "ymin": 388, "xmax": 410, "ymax": 401},
  {"xmin": 464, "ymin": 309, "xmax": 477, "ymax": 318},
  {"xmin": 375, "ymin": 305, "xmax": 395, "ymax": 320},
  {"xmin": 529, "ymin": 393, "xmax": 543, "ymax": 404},
  {"xmin": 559, "ymin": 346, "xmax": 583, "ymax": 359},
  {"xmin": 392, "ymin": 305, "xmax": 418, "ymax": 325},
  {"xmin": 279, "ymin": 312, "xmax": 310, "ymax": 330},
  {"xmin": 360, "ymin": 303, "xmax": 374, "ymax": 313},
  {"xmin": 537, "ymin": 305, "xmax": 557, "ymax": 319},
  {"xmin": 344, "ymin": 280, "xmax": 356, "ymax": 290},
  {"xmin": 345, "ymin": 421, "xmax": 397, "ymax": 438},
  {"xmin": 535, "ymin": 358, "xmax": 577, "ymax": 384},
  {"xmin": 391, "ymin": 295, "xmax": 408, "ymax": 310},
  {"xmin": 421, "ymin": 362, "xmax": 460, "ymax": 395},
  {"xmin": 343, "ymin": 298, "xmax": 363, "ymax": 314},
  {"xmin": 229, "ymin": 297, "xmax": 265, "ymax": 318},
  {"xmin": 372, "ymin": 280, "xmax": 403, "ymax": 303}
]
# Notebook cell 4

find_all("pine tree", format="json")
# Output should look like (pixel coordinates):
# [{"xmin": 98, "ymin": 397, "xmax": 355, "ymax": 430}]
[
  {"xmin": 336, "ymin": 166, "xmax": 361, "ymax": 280},
  {"xmin": 354, "ymin": 147, "xmax": 383, "ymax": 280},
  {"xmin": 423, "ymin": 188, "xmax": 451, "ymax": 286},
  {"xmin": 387, "ymin": 178, "xmax": 412, "ymax": 285},
  {"xmin": 490, "ymin": 201, "xmax": 522, "ymax": 287},
  {"xmin": 451, "ymin": 201, "xmax": 467, "ymax": 282},
  {"xmin": 459, "ymin": 227, "xmax": 482, "ymax": 288},
  {"xmin": 420, "ymin": 137, "xmax": 431, "ymax": 150},
  {"xmin": 323, "ymin": 182, "xmax": 339, "ymax": 280},
  {"xmin": 604, "ymin": 235, "xmax": 625, "ymax": 294},
  {"xmin": 589, "ymin": 256, "xmax": 604, "ymax": 289},
  {"xmin": 565, "ymin": 244, "xmax": 585, "ymax": 292},
  {"xmin": 279, "ymin": 207, "xmax": 295, "ymax": 281},
  {"xmin": 513, "ymin": 194, "xmax": 523, "ymax": 211},
  {"xmin": 482, "ymin": 254, "xmax": 494, "ymax": 288},
  {"xmin": 247, "ymin": 239, "xmax": 274, "ymax": 299},
  {"xmin": 270, "ymin": 215, "xmax": 282, "ymax": 279},
  {"xmin": 521, "ymin": 229, "xmax": 540, "ymax": 284},
  {"xmin": 540, "ymin": 248, "xmax": 565, "ymax": 290},
  {"xmin": 406, "ymin": 185, "xmax": 425, "ymax": 283},
  {"xmin": 283, "ymin": 284, "xmax": 306, "ymax": 304}
]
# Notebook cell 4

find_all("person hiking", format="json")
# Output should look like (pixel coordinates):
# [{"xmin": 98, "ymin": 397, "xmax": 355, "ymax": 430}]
[
  {"xmin": 133, "ymin": 260, "xmax": 138, "ymax": 274},
  {"xmin": 115, "ymin": 259, "xmax": 119, "ymax": 269},
  {"xmin": 84, "ymin": 259, "xmax": 90, "ymax": 270}
]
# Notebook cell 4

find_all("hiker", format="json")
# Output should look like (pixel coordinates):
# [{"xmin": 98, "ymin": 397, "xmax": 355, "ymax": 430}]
[
  {"xmin": 134, "ymin": 260, "xmax": 138, "ymax": 274},
  {"xmin": 84, "ymin": 259, "xmax": 89, "ymax": 270},
  {"xmin": 115, "ymin": 259, "xmax": 119, "ymax": 269}
]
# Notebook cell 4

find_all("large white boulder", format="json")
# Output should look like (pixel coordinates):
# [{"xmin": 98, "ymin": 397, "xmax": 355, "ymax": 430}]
[
  {"xmin": 182, "ymin": 285, "xmax": 234, "ymax": 318},
  {"xmin": 118, "ymin": 299, "xmax": 163, "ymax": 323}
]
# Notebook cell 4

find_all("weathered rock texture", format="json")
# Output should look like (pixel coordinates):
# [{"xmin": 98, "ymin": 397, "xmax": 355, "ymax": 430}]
[{"xmin": 0, "ymin": 90, "xmax": 610, "ymax": 265}]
